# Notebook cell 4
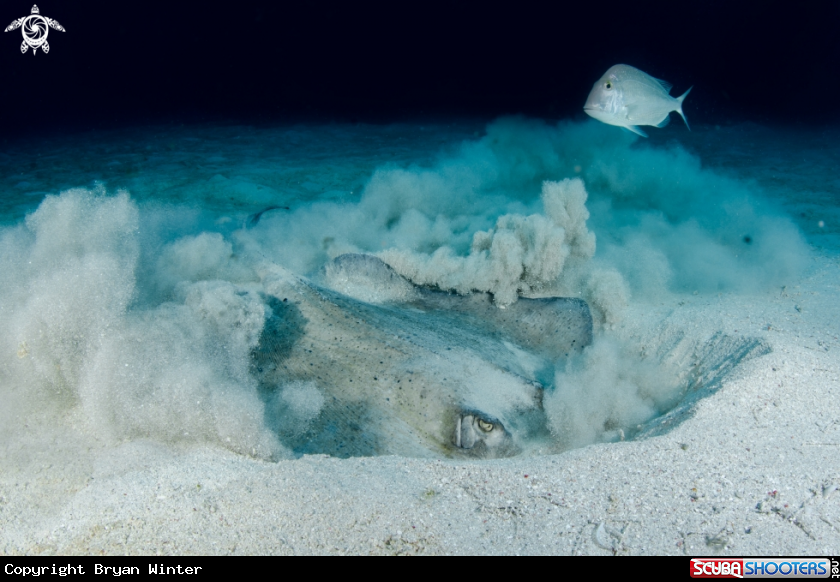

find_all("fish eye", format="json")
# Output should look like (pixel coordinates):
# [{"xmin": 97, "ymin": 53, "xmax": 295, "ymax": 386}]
[
  {"xmin": 477, "ymin": 419, "xmax": 494, "ymax": 432},
  {"xmin": 605, "ymin": 82, "xmax": 612, "ymax": 90}
]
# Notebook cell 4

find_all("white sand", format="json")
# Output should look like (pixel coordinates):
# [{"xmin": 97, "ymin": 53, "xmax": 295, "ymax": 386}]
[{"xmin": 2, "ymin": 255, "xmax": 837, "ymax": 556}]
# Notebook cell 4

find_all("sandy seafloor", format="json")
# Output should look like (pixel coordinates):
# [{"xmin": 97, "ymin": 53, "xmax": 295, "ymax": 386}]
[{"xmin": 0, "ymin": 119, "xmax": 839, "ymax": 555}]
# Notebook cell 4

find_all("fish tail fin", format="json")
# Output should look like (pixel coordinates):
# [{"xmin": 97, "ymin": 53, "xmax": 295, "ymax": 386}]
[{"xmin": 676, "ymin": 86, "xmax": 692, "ymax": 131}]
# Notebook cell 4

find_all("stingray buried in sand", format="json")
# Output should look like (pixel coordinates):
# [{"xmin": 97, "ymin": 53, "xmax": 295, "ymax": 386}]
[{"xmin": 252, "ymin": 254, "xmax": 594, "ymax": 459}]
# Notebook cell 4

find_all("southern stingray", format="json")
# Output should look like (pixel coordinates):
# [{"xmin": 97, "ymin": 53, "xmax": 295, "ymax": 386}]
[{"xmin": 252, "ymin": 254, "xmax": 593, "ymax": 459}]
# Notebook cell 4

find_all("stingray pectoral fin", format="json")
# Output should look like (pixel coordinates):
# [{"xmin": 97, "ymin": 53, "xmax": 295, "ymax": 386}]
[
  {"xmin": 622, "ymin": 125, "xmax": 648, "ymax": 138},
  {"xmin": 409, "ymin": 289, "xmax": 593, "ymax": 359},
  {"xmin": 486, "ymin": 296, "xmax": 593, "ymax": 359},
  {"xmin": 323, "ymin": 254, "xmax": 594, "ymax": 359}
]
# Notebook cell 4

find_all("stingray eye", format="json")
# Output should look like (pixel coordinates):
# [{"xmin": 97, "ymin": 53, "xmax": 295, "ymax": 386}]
[{"xmin": 477, "ymin": 419, "xmax": 494, "ymax": 433}]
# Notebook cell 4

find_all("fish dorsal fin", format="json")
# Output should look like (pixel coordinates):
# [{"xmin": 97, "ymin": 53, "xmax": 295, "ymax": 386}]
[{"xmin": 653, "ymin": 77, "xmax": 673, "ymax": 93}]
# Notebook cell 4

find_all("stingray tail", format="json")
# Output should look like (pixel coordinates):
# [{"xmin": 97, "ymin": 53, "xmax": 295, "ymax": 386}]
[{"xmin": 675, "ymin": 86, "xmax": 692, "ymax": 131}]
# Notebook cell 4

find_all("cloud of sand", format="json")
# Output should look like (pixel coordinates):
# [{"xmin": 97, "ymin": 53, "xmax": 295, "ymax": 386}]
[
  {"xmin": 0, "ymin": 188, "xmax": 288, "ymax": 460},
  {"xmin": 0, "ymin": 117, "xmax": 813, "ymax": 460},
  {"xmin": 543, "ymin": 336, "xmax": 683, "ymax": 449}
]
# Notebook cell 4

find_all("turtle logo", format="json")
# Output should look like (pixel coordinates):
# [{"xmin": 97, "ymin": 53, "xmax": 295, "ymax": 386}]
[{"xmin": 5, "ymin": 5, "xmax": 65, "ymax": 55}]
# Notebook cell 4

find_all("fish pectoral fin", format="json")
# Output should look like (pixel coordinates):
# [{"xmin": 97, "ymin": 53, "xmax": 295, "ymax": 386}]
[
  {"xmin": 655, "ymin": 115, "xmax": 671, "ymax": 128},
  {"xmin": 623, "ymin": 105, "xmax": 644, "ymax": 122},
  {"xmin": 622, "ymin": 125, "xmax": 648, "ymax": 138}
]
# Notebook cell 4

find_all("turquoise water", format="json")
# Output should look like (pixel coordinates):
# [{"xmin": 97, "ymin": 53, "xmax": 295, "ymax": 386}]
[{"xmin": 0, "ymin": 117, "xmax": 834, "ymax": 458}]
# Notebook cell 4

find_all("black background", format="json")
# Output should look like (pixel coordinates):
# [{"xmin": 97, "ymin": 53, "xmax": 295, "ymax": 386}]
[{"xmin": 1, "ymin": 0, "xmax": 838, "ymax": 138}]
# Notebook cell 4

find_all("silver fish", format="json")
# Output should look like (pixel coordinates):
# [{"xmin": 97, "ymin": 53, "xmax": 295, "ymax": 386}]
[
  {"xmin": 252, "ymin": 254, "xmax": 593, "ymax": 459},
  {"xmin": 584, "ymin": 64, "xmax": 692, "ymax": 137}
]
